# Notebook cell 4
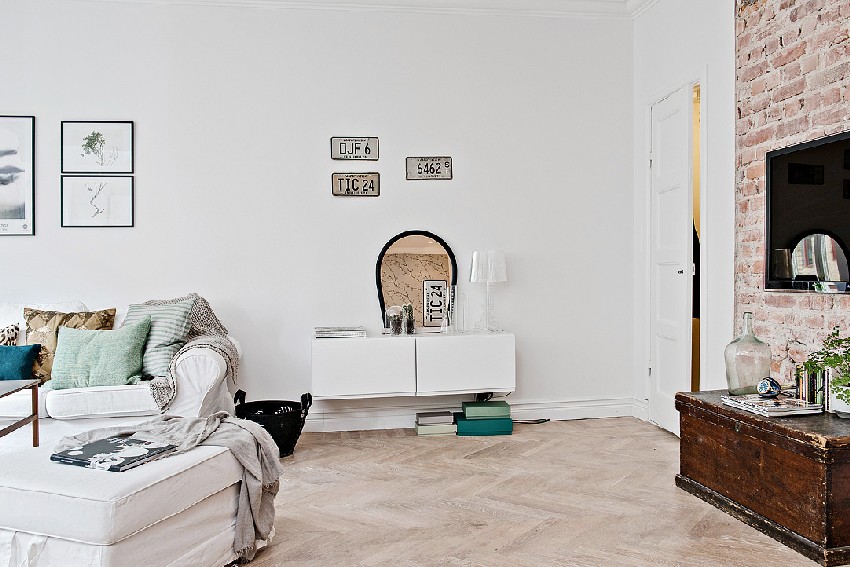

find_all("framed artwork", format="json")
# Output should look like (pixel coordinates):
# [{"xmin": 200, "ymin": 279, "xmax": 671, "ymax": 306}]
[
  {"xmin": 0, "ymin": 115, "xmax": 35, "ymax": 236},
  {"xmin": 61, "ymin": 121, "xmax": 134, "ymax": 174},
  {"xmin": 61, "ymin": 176, "xmax": 134, "ymax": 227},
  {"xmin": 423, "ymin": 280, "xmax": 448, "ymax": 327}
]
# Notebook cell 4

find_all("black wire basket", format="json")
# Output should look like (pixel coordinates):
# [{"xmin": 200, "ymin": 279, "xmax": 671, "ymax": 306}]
[{"xmin": 234, "ymin": 391, "xmax": 312, "ymax": 458}]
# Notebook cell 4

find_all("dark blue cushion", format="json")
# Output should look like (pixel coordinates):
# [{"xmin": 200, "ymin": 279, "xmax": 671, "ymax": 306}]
[{"xmin": 0, "ymin": 344, "xmax": 41, "ymax": 381}]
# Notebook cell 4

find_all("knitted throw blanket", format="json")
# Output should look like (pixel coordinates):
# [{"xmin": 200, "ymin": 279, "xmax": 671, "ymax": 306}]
[
  {"xmin": 55, "ymin": 412, "xmax": 283, "ymax": 562},
  {"xmin": 144, "ymin": 293, "xmax": 239, "ymax": 411}
]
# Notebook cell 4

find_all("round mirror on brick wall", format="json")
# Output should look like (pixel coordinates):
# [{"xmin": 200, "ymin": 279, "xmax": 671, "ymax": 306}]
[
  {"xmin": 791, "ymin": 232, "xmax": 850, "ymax": 286},
  {"xmin": 376, "ymin": 230, "xmax": 457, "ymax": 330}
]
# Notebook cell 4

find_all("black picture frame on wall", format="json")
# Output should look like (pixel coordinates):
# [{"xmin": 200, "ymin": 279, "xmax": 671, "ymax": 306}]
[
  {"xmin": 61, "ymin": 121, "xmax": 134, "ymax": 174},
  {"xmin": 0, "ymin": 115, "xmax": 35, "ymax": 236},
  {"xmin": 61, "ymin": 176, "xmax": 134, "ymax": 228}
]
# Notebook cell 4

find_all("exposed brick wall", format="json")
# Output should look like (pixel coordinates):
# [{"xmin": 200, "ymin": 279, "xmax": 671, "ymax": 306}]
[{"xmin": 736, "ymin": 0, "xmax": 850, "ymax": 381}]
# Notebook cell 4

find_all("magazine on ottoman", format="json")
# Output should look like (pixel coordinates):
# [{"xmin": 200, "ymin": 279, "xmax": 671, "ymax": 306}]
[{"xmin": 51, "ymin": 435, "xmax": 176, "ymax": 472}]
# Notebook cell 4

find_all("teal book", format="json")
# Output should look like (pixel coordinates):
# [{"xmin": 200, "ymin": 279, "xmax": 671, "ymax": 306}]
[
  {"xmin": 462, "ymin": 400, "xmax": 510, "ymax": 419},
  {"xmin": 455, "ymin": 413, "xmax": 513, "ymax": 436}
]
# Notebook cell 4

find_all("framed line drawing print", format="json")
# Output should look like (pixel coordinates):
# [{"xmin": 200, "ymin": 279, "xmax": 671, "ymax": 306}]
[
  {"xmin": 62, "ymin": 121, "xmax": 134, "ymax": 174},
  {"xmin": 0, "ymin": 115, "xmax": 35, "ymax": 235},
  {"xmin": 61, "ymin": 176, "xmax": 134, "ymax": 227}
]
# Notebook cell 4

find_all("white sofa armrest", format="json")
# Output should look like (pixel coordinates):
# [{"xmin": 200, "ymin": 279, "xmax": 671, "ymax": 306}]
[{"xmin": 169, "ymin": 347, "xmax": 235, "ymax": 417}]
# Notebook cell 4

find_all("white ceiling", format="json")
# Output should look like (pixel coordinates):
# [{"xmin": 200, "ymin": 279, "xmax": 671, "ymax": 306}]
[{"xmin": 61, "ymin": 0, "xmax": 660, "ymax": 20}]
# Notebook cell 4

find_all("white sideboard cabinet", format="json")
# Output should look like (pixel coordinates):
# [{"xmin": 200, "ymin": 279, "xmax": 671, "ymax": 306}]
[{"xmin": 311, "ymin": 332, "xmax": 516, "ymax": 400}]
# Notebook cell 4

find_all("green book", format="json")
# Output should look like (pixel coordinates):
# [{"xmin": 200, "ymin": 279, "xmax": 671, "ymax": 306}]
[
  {"xmin": 415, "ymin": 423, "xmax": 457, "ymax": 436},
  {"xmin": 462, "ymin": 400, "xmax": 510, "ymax": 419},
  {"xmin": 455, "ymin": 413, "xmax": 513, "ymax": 436}
]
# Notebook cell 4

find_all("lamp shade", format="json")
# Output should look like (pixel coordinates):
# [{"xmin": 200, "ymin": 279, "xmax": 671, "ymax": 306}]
[{"xmin": 470, "ymin": 250, "xmax": 507, "ymax": 283}]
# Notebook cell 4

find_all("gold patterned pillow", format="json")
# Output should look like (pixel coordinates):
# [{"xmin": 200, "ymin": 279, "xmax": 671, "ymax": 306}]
[
  {"xmin": 0, "ymin": 323, "xmax": 18, "ymax": 346},
  {"xmin": 24, "ymin": 308, "xmax": 116, "ymax": 381}
]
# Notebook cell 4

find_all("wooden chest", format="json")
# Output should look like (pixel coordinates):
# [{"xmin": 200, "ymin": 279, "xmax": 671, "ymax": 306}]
[{"xmin": 676, "ymin": 390, "xmax": 850, "ymax": 566}]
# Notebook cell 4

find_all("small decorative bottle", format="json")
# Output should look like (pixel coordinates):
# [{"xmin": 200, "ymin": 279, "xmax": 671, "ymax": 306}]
[
  {"xmin": 724, "ymin": 312, "xmax": 771, "ymax": 395},
  {"xmin": 402, "ymin": 303, "xmax": 415, "ymax": 335}
]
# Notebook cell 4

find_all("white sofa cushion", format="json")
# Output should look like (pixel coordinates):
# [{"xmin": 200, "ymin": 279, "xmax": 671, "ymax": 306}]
[
  {"xmin": 0, "ymin": 301, "xmax": 88, "ymax": 345},
  {"xmin": 46, "ymin": 385, "xmax": 160, "ymax": 420},
  {"xmin": 0, "ymin": 440, "xmax": 242, "ymax": 545}
]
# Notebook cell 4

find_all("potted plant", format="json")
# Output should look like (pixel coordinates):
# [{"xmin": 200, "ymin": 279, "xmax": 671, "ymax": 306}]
[{"xmin": 802, "ymin": 327, "xmax": 850, "ymax": 412}]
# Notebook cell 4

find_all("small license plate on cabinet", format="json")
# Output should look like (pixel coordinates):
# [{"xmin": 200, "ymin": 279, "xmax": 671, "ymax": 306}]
[
  {"xmin": 332, "ymin": 173, "xmax": 380, "ymax": 196},
  {"xmin": 406, "ymin": 157, "xmax": 452, "ymax": 180},
  {"xmin": 423, "ymin": 280, "xmax": 448, "ymax": 327},
  {"xmin": 331, "ymin": 137, "xmax": 379, "ymax": 160}
]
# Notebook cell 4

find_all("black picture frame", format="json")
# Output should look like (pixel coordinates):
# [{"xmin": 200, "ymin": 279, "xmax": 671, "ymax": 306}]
[
  {"xmin": 61, "ymin": 121, "xmax": 134, "ymax": 174},
  {"xmin": 0, "ymin": 115, "xmax": 36, "ymax": 236},
  {"xmin": 61, "ymin": 175, "xmax": 134, "ymax": 228}
]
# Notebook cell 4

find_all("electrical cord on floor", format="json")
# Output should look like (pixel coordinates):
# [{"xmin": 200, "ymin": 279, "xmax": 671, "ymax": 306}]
[{"xmin": 512, "ymin": 418, "xmax": 550, "ymax": 424}]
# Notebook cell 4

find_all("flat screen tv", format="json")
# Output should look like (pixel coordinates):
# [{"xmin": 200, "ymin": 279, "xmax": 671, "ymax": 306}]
[{"xmin": 766, "ymin": 129, "xmax": 850, "ymax": 291}]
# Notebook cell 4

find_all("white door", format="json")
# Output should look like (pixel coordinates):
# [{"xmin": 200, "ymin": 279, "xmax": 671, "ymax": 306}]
[{"xmin": 649, "ymin": 86, "xmax": 693, "ymax": 435}]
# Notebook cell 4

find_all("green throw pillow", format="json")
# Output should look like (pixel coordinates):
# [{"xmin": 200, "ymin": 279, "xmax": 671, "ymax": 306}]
[
  {"xmin": 51, "ymin": 317, "xmax": 151, "ymax": 390},
  {"xmin": 121, "ymin": 298, "xmax": 195, "ymax": 378}
]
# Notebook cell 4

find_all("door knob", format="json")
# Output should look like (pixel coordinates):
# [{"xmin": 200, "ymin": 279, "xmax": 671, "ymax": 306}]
[{"xmin": 677, "ymin": 269, "xmax": 684, "ymax": 274}]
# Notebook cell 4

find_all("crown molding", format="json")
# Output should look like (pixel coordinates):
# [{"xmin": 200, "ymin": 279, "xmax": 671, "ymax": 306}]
[{"xmin": 59, "ymin": 0, "xmax": 659, "ymax": 20}]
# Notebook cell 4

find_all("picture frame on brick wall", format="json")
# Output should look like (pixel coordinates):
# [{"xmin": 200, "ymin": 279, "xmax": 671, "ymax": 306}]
[
  {"xmin": 0, "ymin": 115, "xmax": 35, "ymax": 236},
  {"xmin": 61, "ymin": 121, "xmax": 134, "ymax": 174}
]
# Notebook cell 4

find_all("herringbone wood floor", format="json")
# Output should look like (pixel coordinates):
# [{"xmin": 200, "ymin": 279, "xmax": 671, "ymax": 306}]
[{"xmin": 254, "ymin": 417, "xmax": 817, "ymax": 566}]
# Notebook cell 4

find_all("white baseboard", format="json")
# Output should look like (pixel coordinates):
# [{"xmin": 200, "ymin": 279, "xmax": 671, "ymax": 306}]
[
  {"xmin": 303, "ymin": 396, "xmax": 648, "ymax": 432},
  {"xmin": 631, "ymin": 397, "xmax": 649, "ymax": 420}
]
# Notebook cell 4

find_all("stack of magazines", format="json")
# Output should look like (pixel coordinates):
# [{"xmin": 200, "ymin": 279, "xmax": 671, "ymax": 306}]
[
  {"xmin": 314, "ymin": 326, "xmax": 366, "ymax": 338},
  {"xmin": 721, "ymin": 394, "xmax": 823, "ymax": 417}
]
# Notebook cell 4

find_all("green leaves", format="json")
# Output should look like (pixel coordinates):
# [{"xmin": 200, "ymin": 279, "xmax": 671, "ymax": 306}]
[
  {"xmin": 803, "ymin": 327, "xmax": 850, "ymax": 398},
  {"xmin": 81, "ymin": 131, "xmax": 106, "ymax": 158}
]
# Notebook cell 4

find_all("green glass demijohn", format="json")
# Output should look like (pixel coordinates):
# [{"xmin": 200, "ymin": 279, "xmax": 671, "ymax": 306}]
[{"xmin": 724, "ymin": 312, "xmax": 772, "ymax": 395}]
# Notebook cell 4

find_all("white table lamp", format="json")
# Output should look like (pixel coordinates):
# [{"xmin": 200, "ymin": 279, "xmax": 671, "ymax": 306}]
[{"xmin": 470, "ymin": 250, "xmax": 507, "ymax": 332}]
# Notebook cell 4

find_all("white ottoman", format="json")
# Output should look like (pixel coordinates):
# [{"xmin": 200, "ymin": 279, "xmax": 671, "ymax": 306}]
[{"xmin": 0, "ymin": 418, "xmax": 244, "ymax": 567}]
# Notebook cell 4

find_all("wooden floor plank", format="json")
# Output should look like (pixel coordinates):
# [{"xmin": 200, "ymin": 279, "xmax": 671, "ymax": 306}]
[{"xmin": 252, "ymin": 418, "xmax": 817, "ymax": 566}]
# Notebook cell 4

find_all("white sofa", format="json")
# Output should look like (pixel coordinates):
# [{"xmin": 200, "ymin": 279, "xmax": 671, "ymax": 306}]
[
  {"xmin": 0, "ymin": 301, "xmax": 237, "ymax": 420},
  {"xmin": 0, "ymin": 301, "xmax": 254, "ymax": 567}
]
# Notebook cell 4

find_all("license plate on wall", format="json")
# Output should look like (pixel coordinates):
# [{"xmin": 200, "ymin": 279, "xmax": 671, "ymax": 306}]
[
  {"xmin": 406, "ymin": 157, "xmax": 452, "ymax": 180},
  {"xmin": 332, "ymin": 173, "xmax": 380, "ymax": 196},
  {"xmin": 423, "ymin": 280, "xmax": 448, "ymax": 327},
  {"xmin": 331, "ymin": 137, "xmax": 379, "ymax": 161}
]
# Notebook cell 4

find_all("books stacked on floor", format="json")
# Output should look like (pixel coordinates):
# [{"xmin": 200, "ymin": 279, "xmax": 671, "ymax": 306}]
[
  {"xmin": 720, "ymin": 394, "xmax": 822, "ymax": 417},
  {"xmin": 314, "ymin": 326, "xmax": 366, "ymax": 339},
  {"xmin": 415, "ymin": 411, "xmax": 456, "ymax": 435},
  {"xmin": 455, "ymin": 400, "xmax": 513, "ymax": 436}
]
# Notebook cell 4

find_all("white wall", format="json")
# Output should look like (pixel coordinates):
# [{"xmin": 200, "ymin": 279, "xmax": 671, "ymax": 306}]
[
  {"xmin": 632, "ymin": 0, "xmax": 736, "ymax": 401},
  {"xmin": 1, "ymin": 0, "xmax": 635, "ymax": 429}
]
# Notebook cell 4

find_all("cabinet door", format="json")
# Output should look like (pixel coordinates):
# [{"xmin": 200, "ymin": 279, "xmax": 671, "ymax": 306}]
[
  {"xmin": 312, "ymin": 337, "xmax": 416, "ymax": 399},
  {"xmin": 416, "ymin": 333, "xmax": 515, "ymax": 396}
]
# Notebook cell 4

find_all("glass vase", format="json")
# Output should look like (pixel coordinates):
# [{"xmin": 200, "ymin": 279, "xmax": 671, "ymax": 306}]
[{"xmin": 724, "ymin": 312, "xmax": 771, "ymax": 395}]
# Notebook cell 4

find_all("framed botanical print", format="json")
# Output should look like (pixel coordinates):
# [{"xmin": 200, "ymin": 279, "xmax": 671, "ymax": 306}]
[
  {"xmin": 61, "ymin": 176, "xmax": 134, "ymax": 227},
  {"xmin": 61, "ymin": 121, "xmax": 134, "ymax": 174},
  {"xmin": 0, "ymin": 115, "xmax": 35, "ymax": 235}
]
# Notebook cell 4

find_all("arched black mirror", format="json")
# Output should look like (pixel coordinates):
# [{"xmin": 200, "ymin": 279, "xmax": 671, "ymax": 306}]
[
  {"xmin": 376, "ymin": 230, "xmax": 457, "ymax": 329},
  {"xmin": 791, "ymin": 231, "xmax": 850, "ymax": 283}
]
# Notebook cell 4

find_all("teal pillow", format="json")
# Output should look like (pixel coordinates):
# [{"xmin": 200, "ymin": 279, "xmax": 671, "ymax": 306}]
[
  {"xmin": 0, "ymin": 344, "xmax": 41, "ymax": 381},
  {"xmin": 51, "ymin": 317, "xmax": 152, "ymax": 390},
  {"xmin": 121, "ymin": 299, "xmax": 195, "ymax": 378}
]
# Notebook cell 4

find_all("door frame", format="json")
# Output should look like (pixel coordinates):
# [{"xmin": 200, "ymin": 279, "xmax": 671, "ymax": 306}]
[{"xmin": 637, "ymin": 68, "xmax": 708, "ymax": 425}]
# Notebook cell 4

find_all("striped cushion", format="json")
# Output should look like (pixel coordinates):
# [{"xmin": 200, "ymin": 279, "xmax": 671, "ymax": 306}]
[{"xmin": 121, "ymin": 299, "xmax": 195, "ymax": 378}]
